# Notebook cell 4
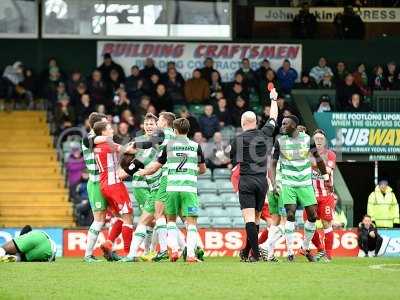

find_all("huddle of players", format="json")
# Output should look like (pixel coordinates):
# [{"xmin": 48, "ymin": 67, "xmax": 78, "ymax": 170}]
[
  {"xmin": 255, "ymin": 120, "xmax": 336, "ymax": 263},
  {"xmin": 82, "ymin": 111, "xmax": 206, "ymax": 263}
]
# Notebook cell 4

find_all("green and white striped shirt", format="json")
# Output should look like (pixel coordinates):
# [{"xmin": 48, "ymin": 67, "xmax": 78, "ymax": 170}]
[
  {"xmin": 159, "ymin": 128, "xmax": 176, "ymax": 177},
  {"xmin": 157, "ymin": 136, "xmax": 205, "ymax": 194},
  {"xmin": 82, "ymin": 132, "xmax": 99, "ymax": 183},
  {"xmin": 131, "ymin": 134, "xmax": 162, "ymax": 191},
  {"xmin": 273, "ymin": 132, "xmax": 312, "ymax": 187}
]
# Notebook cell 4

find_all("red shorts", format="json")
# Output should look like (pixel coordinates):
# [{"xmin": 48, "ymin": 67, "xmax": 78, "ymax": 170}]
[
  {"xmin": 101, "ymin": 182, "xmax": 133, "ymax": 215},
  {"xmin": 261, "ymin": 202, "xmax": 271, "ymax": 221},
  {"xmin": 303, "ymin": 194, "xmax": 335, "ymax": 222}
]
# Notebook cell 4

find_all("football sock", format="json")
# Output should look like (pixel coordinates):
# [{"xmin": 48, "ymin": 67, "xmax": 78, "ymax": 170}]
[
  {"xmin": 187, "ymin": 225, "xmax": 198, "ymax": 258},
  {"xmin": 245, "ymin": 222, "xmax": 259, "ymax": 260},
  {"xmin": 285, "ymin": 221, "xmax": 295, "ymax": 256},
  {"xmin": 150, "ymin": 228, "xmax": 158, "ymax": 252},
  {"xmin": 128, "ymin": 224, "xmax": 147, "ymax": 258},
  {"xmin": 108, "ymin": 218, "xmax": 123, "ymax": 242},
  {"xmin": 167, "ymin": 222, "xmax": 179, "ymax": 253},
  {"xmin": 324, "ymin": 227, "xmax": 334, "ymax": 257},
  {"xmin": 303, "ymin": 221, "xmax": 316, "ymax": 250},
  {"xmin": 85, "ymin": 221, "xmax": 104, "ymax": 257},
  {"xmin": 178, "ymin": 229, "xmax": 187, "ymax": 250},
  {"xmin": 258, "ymin": 228, "xmax": 269, "ymax": 245},
  {"xmin": 122, "ymin": 223, "xmax": 134, "ymax": 254},
  {"xmin": 156, "ymin": 218, "xmax": 168, "ymax": 252},
  {"xmin": 143, "ymin": 226, "xmax": 153, "ymax": 254},
  {"xmin": 312, "ymin": 231, "xmax": 324, "ymax": 252}
]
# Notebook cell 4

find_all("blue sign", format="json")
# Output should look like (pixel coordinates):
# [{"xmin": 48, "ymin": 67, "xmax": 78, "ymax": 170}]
[
  {"xmin": 379, "ymin": 229, "xmax": 400, "ymax": 257},
  {"xmin": 0, "ymin": 228, "xmax": 63, "ymax": 257}
]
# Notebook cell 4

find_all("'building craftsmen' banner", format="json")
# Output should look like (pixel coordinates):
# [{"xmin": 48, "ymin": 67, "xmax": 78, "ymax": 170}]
[
  {"xmin": 314, "ymin": 112, "xmax": 400, "ymax": 154},
  {"xmin": 97, "ymin": 41, "xmax": 302, "ymax": 82}
]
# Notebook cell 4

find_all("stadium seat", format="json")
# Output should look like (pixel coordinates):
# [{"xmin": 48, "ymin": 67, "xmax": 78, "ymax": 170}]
[
  {"xmin": 232, "ymin": 217, "xmax": 245, "ymax": 228},
  {"xmin": 215, "ymin": 179, "xmax": 234, "ymax": 194},
  {"xmin": 225, "ymin": 207, "xmax": 242, "ymax": 218},
  {"xmin": 199, "ymin": 168, "xmax": 212, "ymax": 181},
  {"xmin": 204, "ymin": 207, "xmax": 226, "ymax": 218},
  {"xmin": 199, "ymin": 194, "xmax": 222, "ymax": 207},
  {"xmin": 220, "ymin": 126, "xmax": 236, "ymax": 141},
  {"xmin": 198, "ymin": 180, "xmax": 218, "ymax": 194},
  {"xmin": 198, "ymin": 208, "xmax": 208, "ymax": 217},
  {"xmin": 213, "ymin": 168, "xmax": 231, "ymax": 180},
  {"xmin": 211, "ymin": 217, "xmax": 232, "ymax": 228},
  {"xmin": 198, "ymin": 217, "xmax": 211, "ymax": 228},
  {"xmin": 188, "ymin": 104, "xmax": 205, "ymax": 118}
]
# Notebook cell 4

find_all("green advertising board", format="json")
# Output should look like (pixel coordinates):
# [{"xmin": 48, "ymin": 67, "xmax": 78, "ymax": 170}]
[{"xmin": 314, "ymin": 112, "xmax": 400, "ymax": 155}]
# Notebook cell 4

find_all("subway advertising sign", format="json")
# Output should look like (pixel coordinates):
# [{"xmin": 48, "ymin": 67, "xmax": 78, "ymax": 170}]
[{"xmin": 314, "ymin": 113, "xmax": 400, "ymax": 155}]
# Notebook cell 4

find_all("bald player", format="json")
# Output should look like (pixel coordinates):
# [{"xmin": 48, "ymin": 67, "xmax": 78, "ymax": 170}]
[{"xmin": 230, "ymin": 89, "xmax": 278, "ymax": 262}]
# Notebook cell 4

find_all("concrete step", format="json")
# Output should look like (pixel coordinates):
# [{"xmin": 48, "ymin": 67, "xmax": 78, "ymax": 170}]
[
  {"xmin": 0, "ymin": 192, "xmax": 68, "ymax": 202},
  {"xmin": 0, "ymin": 167, "xmax": 61, "ymax": 177},
  {"xmin": 0, "ymin": 179, "xmax": 65, "ymax": 189},
  {"xmin": 0, "ymin": 161, "xmax": 59, "ymax": 168},
  {"xmin": 0, "ymin": 216, "xmax": 75, "ymax": 228},
  {"xmin": 0, "ymin": 206, "xmax": 73, "ymax": 217}
]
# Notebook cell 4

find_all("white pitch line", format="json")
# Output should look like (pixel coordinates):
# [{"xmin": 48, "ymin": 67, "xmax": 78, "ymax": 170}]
[{"xmin": 369, "ymin": 264, "xmax": 400, "ymax": 271}]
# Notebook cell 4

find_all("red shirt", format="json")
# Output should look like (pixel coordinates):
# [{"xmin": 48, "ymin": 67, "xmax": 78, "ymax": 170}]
[
  {"xmin": 311, "ymin": 149, "xmax": 336, "ymax": 197},
  {"xmin": 94, "ymin": 141, "xmax": 121, "ymax": 187}
]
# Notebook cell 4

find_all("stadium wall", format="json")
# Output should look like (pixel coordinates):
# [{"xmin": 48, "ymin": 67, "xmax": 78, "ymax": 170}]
[
  {"xmin": 1, "ymin": 228, "xmax": 400, "ymax": 258},
  {"xmin": 1, "ymin": 37, "xmax": 400, "ymax": 75}
]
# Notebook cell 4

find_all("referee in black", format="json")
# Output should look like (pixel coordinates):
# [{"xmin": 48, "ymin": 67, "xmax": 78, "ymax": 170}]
[{"xmin": 230, "ymin": 88, "xmax": 278, "ymax": 262}]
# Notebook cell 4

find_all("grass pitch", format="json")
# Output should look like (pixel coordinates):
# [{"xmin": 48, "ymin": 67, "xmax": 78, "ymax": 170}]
[{"xmin": 0, "ymin": 257, "xmax": 399, "ymax": 300}]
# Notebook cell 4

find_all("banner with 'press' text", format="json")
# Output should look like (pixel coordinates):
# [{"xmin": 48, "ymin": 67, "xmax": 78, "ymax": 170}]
[
  {"xmin": 314, "ymin": 112, "xmax": 400, "ymax": 155},
  {"xmin": 97, "ymin": 41, "xmax": 302, "ymax": 82}
]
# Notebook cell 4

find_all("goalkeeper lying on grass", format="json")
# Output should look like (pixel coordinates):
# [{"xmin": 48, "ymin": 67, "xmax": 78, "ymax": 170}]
[{"xmin": 0, "ymin": 225, "xmax": 57, "ymax": 262}]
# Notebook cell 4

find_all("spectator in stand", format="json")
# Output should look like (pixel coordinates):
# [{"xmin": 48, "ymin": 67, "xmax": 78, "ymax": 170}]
[
  {"xmin": 21, "ymin": 68, "xmax": 37, "ymax": 99},
  {"xmin": 113, "ymin": 88, "xmax": 130, "ymax": 116},
  {"xmin": 235, "ymin": 58, "xmax": 257, "ymax": 90},
  {"xmin": 74, "ymin": 171, "xmax": 92, "ymax": 226},
  {"xmin": 140, "ymin": 58, "xmax": 161, "ymax": 80},
  {"xmin": 199, "ymin": 104, "xmax": 220, "ymax": 139},
  {"xmin": 200, "ymin": 57, "xmax": 221, "ymax": 84},
  {"xmin": 310, "ymin": 57, "xmax": 334, "ymax": 85},
  {"xmin": 109, "ymin": 68, "xmax": 124, "ymax": 93},
  {"xmin": 256, "ymin": 59, "xmax": 271, "ymax": 82},
  {"xmin": 215, "ymin": 97, "xmax": 233, "ymax": 127},
  {"xmin": 276, "ymin": 59, "xmax": 298, "ymax": 94},
  {"xmin": 125, "ymin": 65, "xmax": 142, "ymax": 100},
  {"xmin": 258, "ymin": 104, "xmax": 271, "ymax": 129},
  {"xmin": 143, "ymin": 73, "xmax": 161, "ymax": 97},
  {"xmin": 54, "ymin": 96, "xmax": 75, "ymax": 134},
  {"xmin": 184, "ymin": 68, "xmax": 210, "ymax": 104},
  {"xmin": 226, "ymin": 80, "xmax": 249, "ymax": 107},
  {"xmin": 66, "ymin": 70, "xmax": 84, "ymax": 99},
  {"xmin": 358, "ymin": 215, "xmax": 383, "ymax": 257},
  {"xmin": 164, "ymin": 67, "xmax": 185, "ymax": 104},
  {"xmin": 87, "ymin": 69, "xmax": 112, "ymax": 112},
  {"xmin": 385, "ymin": 61, "xmax": 399, "ymax": 90},
  {"xmin": 353, "ymin": 63, "xmax": 371, "ymax": 96},
  {"xmin": 98, "ymin": 53, "xmax": 125, "ymax": 82},
  {"xmin": 294, "ymin": 73, "xmax": 317, "ymax": 89},
  {"xmin": 336, "ymin": 73, "xmax": 361, "ymax": 110},
  {"xmin": 96, "ymin": 104, "xmax": 106, "ymax": 115},
  {"xmin": 179, "ymin": 107, "xmax": 200, "ymax": 138},
  {"xmin": 334, "ymin": 5, "xmax": 365, "ymax": 39},
  {"xmin": 161, "ymin": 61, "xmax": 184, "ymax": 83},
  {"xmin": 319, "ymin": 72, "xmax": 335, "ymax": 89},
  {"xmin": 66, "ymin": 145, "xmax": 85, "ymax": 194},
  {"xmin": 114, "ymin": 122, "xmax": 132, "ymax": 145},
  {"xmin": 259, "ymin": 69, "xmax": 279, "ymax": 102},
  {"xmin": 368, "ymin": 180, "xmax": 399, "ymax": 228},
  {"xmin": 193, "ymin": 131, "xmax": 207, "ymax": 152},
  {"xmin": 335, "ymin": 61, "xmax": 349, "ymax": 87},
  {"xmin": 70, "ymin": 82, "xmax": 88, "ymax": 108},
  {"xmin": 291, "ymin": 3, "xmax": 317, "ymax": 39},
  {"xmin": 152, "ymin": 83, "xmax": 173, "ymax": 113},
  {"xmin": 231, "ymin": 96, "xmax": 248, "ymax": 127},
  {"xmin": 209, "ymin": 70, "xmax": 223, "ymax": 100},
  {"xmin": 206, "ymin": 131, "xmax": 232, "ymax": 170},
  {"xmin": 120, "ymin": 109, "xmax": 139, "ymax": 137},
  {"xmin": 76, "ymin": 94, "xmax": 94, "ymax": 125},
  {"xmin": 347, "ymin": 93, "xmax": 371, "ymax": 112},
  {"xmin": 135, "ymin": 95, "xmax": 152, "ymax": 124},
  {"xmin": 316, "ymin": 94, "xmax": 333, "ymax": 112},
  {"xmin": 370, "ymin": 65, "xmax": 388, "ymax": 90},
  {"xmin": 2, "ymin": 61, "xmax": 24, "ymax": 108},
  {"xmin": 40, "ymin": 57, "xmax": 65, "ymax": 84}
]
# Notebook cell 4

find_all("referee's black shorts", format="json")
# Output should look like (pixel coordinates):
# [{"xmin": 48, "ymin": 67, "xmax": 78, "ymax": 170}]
[{"xmin": 238, "ymin": 174, "xmax": 267, "ymax": 212}]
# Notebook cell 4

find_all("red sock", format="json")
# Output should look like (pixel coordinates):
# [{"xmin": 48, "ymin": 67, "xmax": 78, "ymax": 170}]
[
  {"xmin": 258, "ymin": 228, "xmax": 269, "ymax": 245},
  {"xmin": 107, "ymin": 218, "xmax": 123, "ymax": 242},
  {"xmin": 122, "ymin": 224, "xmax": 133, "ymax": 254},
  {"xmin": 312, "ymin": 231, "xmax": 324, "ymax": 252},
  {"xmin": 324, "ymin": 229, "xmax": 334, "ymax": 258}
]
